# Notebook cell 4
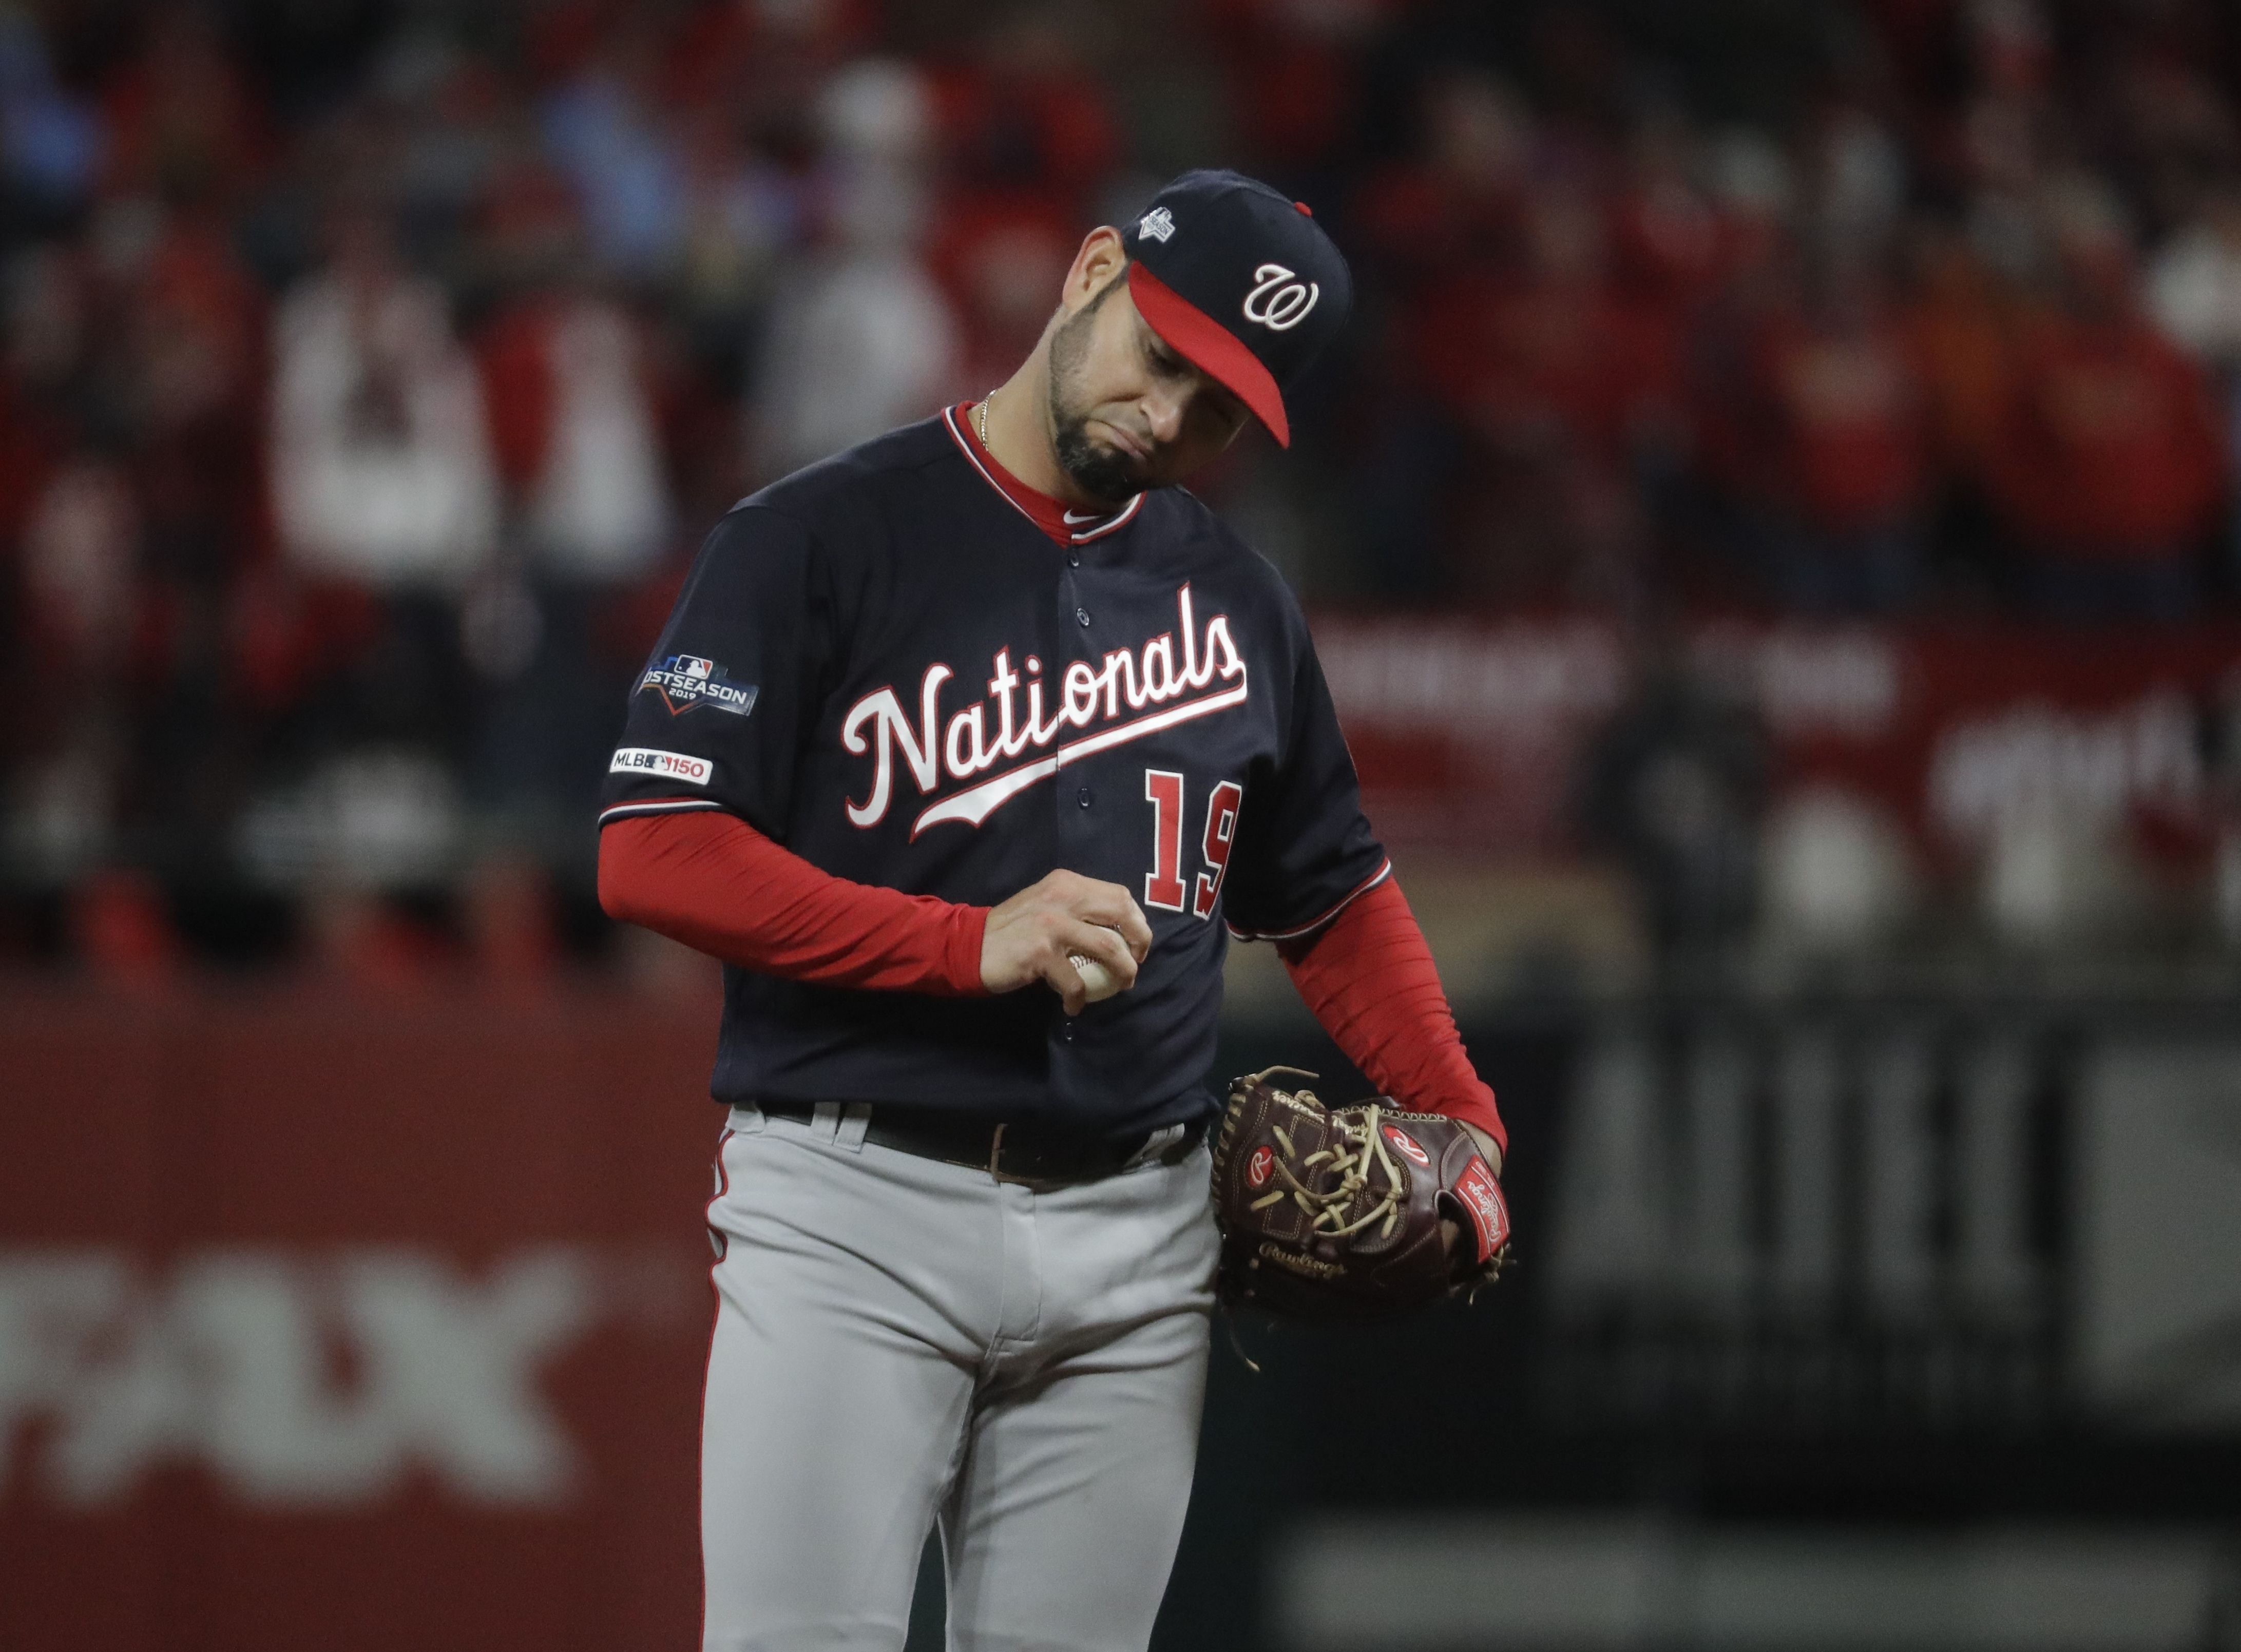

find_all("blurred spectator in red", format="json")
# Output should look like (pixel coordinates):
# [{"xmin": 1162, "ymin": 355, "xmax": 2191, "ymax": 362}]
[
  {"xmin": 655, "ymin": 0, "xmax": 877, "ymax": 118},
  {"xmin": 1901, "ymin": 219, "xmax": 2022, "ymax": 596},
  {"xmin": 473, "ymin": 185, "xmax": 673, "ymax": 852},
  {"xmin": 1198, "ymin": 0, "xmax": 1399, "ymax": 174},
  {"xmin": 933, "ymin": 195, "xmax": 1074, "ymax": 399},
  {"xmin": 1860, "ymin": 0, "xmax": 1965, "ymax": 108},
  {"xmin": 750, "ymin": 59, "xmax": 958, "ymax": 479},
  {"xmin": 1712, "ymin": 132, "xmax": 1927, "ymax": 623},
  {"xmin": 117, "ymin": 205, "xmax": 271, "ymax": 867},
  {"xmin": 1906, "ymin": 223, "xmax": 2017, "ymax": 478},
  {"xmin": 0, "ymin": 244, "xmax": 85, "ymax": 543},
  {"xmin": 480, "ymin": 291, "xmax": 668, "ymax": 587},
  {"xmin": 1982, "ymin": 177, "xmax": 2227, "ymax": 619},
  {"xmin": 1354, "ymin": 70, "xmax": 1535, "ymax": 293},
  {"xmin": 929, "ymin": 13, "xmax": 1120, "ymax": 220},
  {"xmin": 1410, "ymin": 186, "xmax": 1676, "ymax": 605},
  {"xmin": 99, "ymin": 6, "xmax": 269, "ymax": 211},
  {"xmin": 1689, "ymin": 132, "xmax": 1803, "ymax": 587},
  {"xmin": 131, "ymin": 210, "xmax": 267, "ymax": 564},
  {"xmin": 2106, "ymin": 50, "xmax": 2239, "ymax": 239},
  {"xmin": 1721, "ymin": 249, "xmax": 1931, "ymax": 614},
  {"xmin": 2149, "ymin": 181, "xmax": 2241, "ymax": 583},
  {"xmin": 1608, "ymin": 103, "xmax": 1722, "ymax": 311},
  {"xmin": 1972, "ymin": 0, "xmax": 2055, "ymax": 98},
  {"xmin": 1350, "ymin": 71, "xmax": 1549, "ymax": 601},
  {"xmin": 1702, "ymin": 127, "xmax": 1805, "ymax": 294}
]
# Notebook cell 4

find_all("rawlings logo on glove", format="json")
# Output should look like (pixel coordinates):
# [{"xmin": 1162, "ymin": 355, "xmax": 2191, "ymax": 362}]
[{"xmin": 1210, "ymin": 1067, "xmax": 1511, "ymax": 1319}]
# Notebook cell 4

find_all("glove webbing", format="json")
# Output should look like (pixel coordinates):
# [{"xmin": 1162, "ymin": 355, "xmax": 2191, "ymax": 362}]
[{"xmin": 1250, "ymin": 1102, "xmax": 1406, "ymax": 1242}]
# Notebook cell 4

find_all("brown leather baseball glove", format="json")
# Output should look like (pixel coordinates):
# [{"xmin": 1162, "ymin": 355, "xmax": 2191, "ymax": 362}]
[{"xmin": 1210, "ymin": 1067, "xmax": 1512, "ymax": 1319}]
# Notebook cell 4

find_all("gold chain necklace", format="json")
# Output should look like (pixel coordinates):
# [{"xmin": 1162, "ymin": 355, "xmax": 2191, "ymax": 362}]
[{"xmin": 976, "ymin": 389, "xmax": 995, "ymax": 448}]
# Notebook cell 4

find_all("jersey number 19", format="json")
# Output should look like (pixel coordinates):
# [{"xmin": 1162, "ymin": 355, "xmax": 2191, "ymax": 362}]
[{"xmin": 1143, "ymin": 770, "xmax": 1242, "ymax": 921}]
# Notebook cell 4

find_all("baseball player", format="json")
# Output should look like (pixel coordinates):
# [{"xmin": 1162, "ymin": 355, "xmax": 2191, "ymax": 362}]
[{"xmin": 598, "ymin": 170, "xmax": 1507, "ymax": 1651}]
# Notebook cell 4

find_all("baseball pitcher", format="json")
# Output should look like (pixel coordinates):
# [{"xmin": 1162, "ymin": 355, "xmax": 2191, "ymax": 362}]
[{"xmin": 599, "ymin": 169, "xmax": 1508, "ymax": 1652}]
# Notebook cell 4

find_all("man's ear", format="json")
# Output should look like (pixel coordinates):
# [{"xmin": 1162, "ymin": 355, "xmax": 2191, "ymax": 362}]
[{"xmin": 1059, "ymin": 227, "xmax": 1128, "ymax": 314}]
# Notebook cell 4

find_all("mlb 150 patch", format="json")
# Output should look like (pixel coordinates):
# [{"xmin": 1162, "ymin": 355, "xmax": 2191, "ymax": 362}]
[
  {"xmin": 641, "ymin": 655, "xmax": 758, "ymax": 716},
  {"xmin": 610, "ymin": 748, "xmax": 714, "ymax": 785}
]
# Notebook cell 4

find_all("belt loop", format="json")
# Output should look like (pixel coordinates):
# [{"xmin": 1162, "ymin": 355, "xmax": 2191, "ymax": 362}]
[
  {"xmin": 810, "ymin": 1102, "xmax": 842, "ymax": 1141},
  {"xmin": 727, "ymin": 1103, "xmax": 768, "ymax": 1137},
  {"xmin": 836, "ymin": 1102, "xmax": 872, "ymax": 1153}
]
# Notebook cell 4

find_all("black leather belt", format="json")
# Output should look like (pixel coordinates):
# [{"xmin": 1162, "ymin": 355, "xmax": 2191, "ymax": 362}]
[{"xmin": 758, "ymin": 1101, "xmax": 1204, "ymax": 1188}]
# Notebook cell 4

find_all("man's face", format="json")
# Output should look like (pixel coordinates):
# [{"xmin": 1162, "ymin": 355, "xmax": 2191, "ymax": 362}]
[{"xmin": 1045, "ymin": 270, "xmax": 1253, "ymax": 505}]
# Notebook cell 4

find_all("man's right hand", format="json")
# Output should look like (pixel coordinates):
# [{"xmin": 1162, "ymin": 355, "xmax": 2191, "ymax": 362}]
[{"xmin": 980, "ymin": 870, "xmax": 1153, "ymax": 1015}]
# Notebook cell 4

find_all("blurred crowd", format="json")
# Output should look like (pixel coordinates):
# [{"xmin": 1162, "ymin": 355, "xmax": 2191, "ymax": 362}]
[{"xmin": 5, "ymin": 0, "xmax": 2241, "ymax": 974}]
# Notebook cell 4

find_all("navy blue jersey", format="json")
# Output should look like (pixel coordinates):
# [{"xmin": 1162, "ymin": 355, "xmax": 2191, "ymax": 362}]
[{"xmin": 599, "ymin": 408, "xmax": 1389, "ymax": 1136}]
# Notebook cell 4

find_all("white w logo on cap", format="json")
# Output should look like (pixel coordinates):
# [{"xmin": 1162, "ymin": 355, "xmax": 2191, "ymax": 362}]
[{"xmin": 1241, "ymin": 263, "xmax": 1319, "ymax": 331}]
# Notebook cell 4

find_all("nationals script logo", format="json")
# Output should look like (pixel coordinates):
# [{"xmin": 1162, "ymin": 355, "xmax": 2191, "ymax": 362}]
[{"xmin": 843, "ymin": 584, "xmax": 1247, "ymax": 837}]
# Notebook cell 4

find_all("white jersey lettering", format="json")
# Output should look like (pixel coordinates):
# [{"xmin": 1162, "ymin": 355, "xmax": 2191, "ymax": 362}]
[
  {"xmin": 843, "ymin": 585, "xmax": 1247, "ymax": 835},
  {"xmin": 841, "ymin": 664, "xmax": 951, "ymax": 828}
]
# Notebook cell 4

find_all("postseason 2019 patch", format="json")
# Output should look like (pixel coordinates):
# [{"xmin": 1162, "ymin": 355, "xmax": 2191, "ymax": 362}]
[
  {"xmin": 610, "ymin": 748, "xmax": 714, "ymax": 785},
  {"xmin": 640, "ymin": 655, "xmax": 758, "ymax": 717}
]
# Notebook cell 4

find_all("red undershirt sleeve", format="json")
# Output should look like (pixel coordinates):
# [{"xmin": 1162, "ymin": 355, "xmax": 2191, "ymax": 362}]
[
  {"xmin": 598, "ymin": 811, "xmax": 988, "ymax": 995},
  {"xmin": 1276, "ymin": 876, "xmax": 1507, "ymax": 1159}
]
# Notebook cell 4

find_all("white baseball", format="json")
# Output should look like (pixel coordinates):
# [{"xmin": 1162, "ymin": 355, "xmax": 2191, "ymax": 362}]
[{"xmin": 1069, "ymin": 926, "xmax": 1124, "ymax": 1003}]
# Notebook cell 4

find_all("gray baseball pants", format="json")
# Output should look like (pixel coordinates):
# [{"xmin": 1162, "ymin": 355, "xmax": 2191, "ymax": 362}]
[{"xmin": 701, "ymin": 1101, "xmax": 1220, "ymax": 1652}]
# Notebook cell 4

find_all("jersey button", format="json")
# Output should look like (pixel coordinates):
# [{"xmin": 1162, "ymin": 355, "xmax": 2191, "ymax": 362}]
[
  {"xmin": 1077, "ymin": 786, "xmax": 1093, "ymax": 808},
  {"xmin": 1067, "ymin": 552, "xmax": 1081, "ymax": 568},
  {"xmin": 1075, "ymin": 606, "xmax": 1091, "ymax": 627}
]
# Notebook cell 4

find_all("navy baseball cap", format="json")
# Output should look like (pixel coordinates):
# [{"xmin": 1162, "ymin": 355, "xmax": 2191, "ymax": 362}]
[{"xmin": 1122, "ymin": 169, "xmax": 1353, "ymax": 449}]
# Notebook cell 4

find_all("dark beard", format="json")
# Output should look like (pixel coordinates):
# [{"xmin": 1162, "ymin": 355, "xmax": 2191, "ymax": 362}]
[
  {"xmin": 1051, "ymin": 412, "xmax": 1141, "ymax": 507},
  {"xmin": 1045, "ymin": 275, "xmax": 1142, "ymax": 507}
]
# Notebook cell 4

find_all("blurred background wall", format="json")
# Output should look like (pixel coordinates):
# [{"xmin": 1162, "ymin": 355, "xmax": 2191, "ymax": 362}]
[{"xmin": 4, "ymin": 0, "xmax": 2241, "ymax": 1647}]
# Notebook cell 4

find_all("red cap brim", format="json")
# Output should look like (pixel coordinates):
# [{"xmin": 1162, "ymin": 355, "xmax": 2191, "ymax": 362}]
[{"xmin": 1126, "ymin": 261, "xmax": 1290, "ymax": 448}]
